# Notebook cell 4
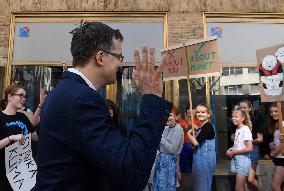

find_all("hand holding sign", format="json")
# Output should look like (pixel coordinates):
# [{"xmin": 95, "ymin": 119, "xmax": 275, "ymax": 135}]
[
  {"xmin": 5, "ymin": 134, "xmax": 37, "ymax": 191},
  {"xmin": 132, "ymin": 46, "xmax": 166, "ymax": 97},
  {"xmin": 9, "ymin": 134, "xmax": 24, "ymax": 145}
]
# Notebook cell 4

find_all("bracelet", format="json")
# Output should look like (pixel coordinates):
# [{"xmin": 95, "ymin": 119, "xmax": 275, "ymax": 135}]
[{"xmin": 8, "ymin": 136, "xmax": 11, "ymax": 142}]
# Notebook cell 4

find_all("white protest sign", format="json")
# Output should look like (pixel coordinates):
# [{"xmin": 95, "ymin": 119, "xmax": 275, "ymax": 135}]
[
  {"xmin": 5, "ymin": 134, "xmax": 37, "ymax": 191},
  {"xmin": 256, "ymin": 44, "xmax": 284, "ymax": 102}
]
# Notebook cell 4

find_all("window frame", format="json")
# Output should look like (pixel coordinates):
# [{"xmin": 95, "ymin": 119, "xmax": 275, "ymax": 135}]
[{"xmin": 6, "ymin": 12, "xmax": 168, "ymax": 103}]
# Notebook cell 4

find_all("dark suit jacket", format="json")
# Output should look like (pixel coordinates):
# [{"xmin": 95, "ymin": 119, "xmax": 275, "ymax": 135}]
[{"xmin": 35, "ymin": 71, "xmax": 172, "ymax": 191}]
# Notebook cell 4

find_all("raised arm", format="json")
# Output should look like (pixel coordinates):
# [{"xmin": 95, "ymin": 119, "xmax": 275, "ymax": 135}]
[
  {"xmin": 73, "ymin": 46, "xmax": 172, "ymax": 190},
  {"xmin": 33, "ymin": 89, "xmax": 47, "ymax": 126}
]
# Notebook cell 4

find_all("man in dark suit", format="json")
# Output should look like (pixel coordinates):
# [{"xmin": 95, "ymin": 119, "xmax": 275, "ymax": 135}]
[{"xmin": 35, "ymin": 22, "xmax": 172, "ymax": 190}]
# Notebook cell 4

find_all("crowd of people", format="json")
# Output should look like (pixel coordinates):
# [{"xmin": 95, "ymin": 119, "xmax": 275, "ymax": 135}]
[
  {"xmin": 0, "ymin": 21, "xmax": 283, "ymax": 191},
  {"xmin": 145, "ymin": 100, "xmax": 284, "ymax": 191}
]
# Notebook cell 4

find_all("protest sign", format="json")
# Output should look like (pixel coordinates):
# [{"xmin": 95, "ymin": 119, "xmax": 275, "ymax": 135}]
[
  {"xmin": 162, "ymin": 36, "xmax": 220, "ymax": 81},
  {"xmin": 185, "ymin": 36, "xmax": 221, "ymax": 78},
  {"xmin": 5, "ymin": 133, "xmax": 37, "ymax": 191},
  {"xmin": 161, "ymin": 43, "xmax": 188, "ymax": 81},
  {"xmin": 256, "ymin": 44, "xmax": 284, "ymax": 102}
]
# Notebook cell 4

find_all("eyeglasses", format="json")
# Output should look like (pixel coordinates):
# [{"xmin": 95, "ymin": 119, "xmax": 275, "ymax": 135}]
[
  {"xmin": 13, "ymin": 93, "xmax": 26, "ymax": 99},
  {"xmin": 102, "ymin": 50, "xmax": 124, "ymax": 62}
]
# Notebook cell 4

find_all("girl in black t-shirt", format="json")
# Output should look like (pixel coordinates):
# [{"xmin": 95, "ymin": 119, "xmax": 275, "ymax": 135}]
[
  {"xmin": 0, "ymin": 84, "xmax": 33, "ymax": 191},
  {"xmin": 187, "ymin": 104, "xmax": 216, "ymax": 191}
]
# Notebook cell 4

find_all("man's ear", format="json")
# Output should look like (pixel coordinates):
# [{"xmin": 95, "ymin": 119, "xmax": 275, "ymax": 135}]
[{"xmin": 95, "ymin": 51, "xmax": 104, "ymax": 66}]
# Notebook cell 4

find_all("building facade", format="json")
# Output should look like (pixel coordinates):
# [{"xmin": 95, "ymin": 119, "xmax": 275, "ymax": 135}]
[{"xmin": 1, "ymin": 1, "xmax": 284, "ymax": 190}]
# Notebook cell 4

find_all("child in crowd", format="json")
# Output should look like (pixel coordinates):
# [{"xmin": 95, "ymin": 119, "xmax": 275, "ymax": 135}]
[
  {"xmin": 105, "ymin": 99, "xmax": 127, "ymax": 135},
  {"xmin": 226, "ymin": 109, "xmax": 253, "ymax": 191},
  {"xmin": 267, "ymin": 103, "xmax": 284, "ymax": 191},
  {"xmin": 238, "ymin": 100, "xmax": 262, "ymax": 191},
  {"xmin": 151, "ymin": 107, "xmax": 184, "ymax": 191},
  {"xmin": 187, "ymin": 104, "xmax": 216, "ymax": 191},
  {"xmin": 178, "ymin": 105, "xmax": 200, "ymax": 191}
]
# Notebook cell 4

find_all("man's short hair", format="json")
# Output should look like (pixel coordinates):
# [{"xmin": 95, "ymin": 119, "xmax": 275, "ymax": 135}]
[{"xmin": 70, "ymin": 21, "xmax": 123, "ymax": 67}]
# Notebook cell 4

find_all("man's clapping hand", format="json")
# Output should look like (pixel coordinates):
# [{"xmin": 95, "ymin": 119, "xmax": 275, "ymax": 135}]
[{"xmin": 132, "ymin": 46, "xmax": 167, "ymax": 97}]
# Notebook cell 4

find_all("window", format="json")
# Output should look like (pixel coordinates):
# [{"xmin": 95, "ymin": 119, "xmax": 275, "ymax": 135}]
[
  {"xmin": 12, "ymin": 65, "xmax": 66, "ymax": 110},
  {"xmin": 8, "ymin": 12, "xmax": 166, "ymax": 130},
  {"xmin": 248, "ymin": 67, "xmax": 258, "ymax": 74},
  {"xmin": 249, "ymin": 84, "xmax": 260, "ymax": 95},
  {"xmin": 222, "ymin": 67, "xmax": 229, "ymax": 76},
  {"xmin": 222, "ymin": 67, "xmax": 243, "ymax": 76},
  {"xmin": 116, "ymin": 67, "xmax": 141, "ymax": 130},
  {"xmin": 205, "ymin": 12, "xmax": 284, "ymax": 160},
  {"xmin": 234, "ymin": 67, "xmax": 243, "ymax": 75},
  {"xmin": 224, "ymin": 85, "xmax": 242, "ymax": 95}
]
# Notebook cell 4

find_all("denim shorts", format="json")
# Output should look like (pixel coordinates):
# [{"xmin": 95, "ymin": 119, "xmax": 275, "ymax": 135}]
[
  {"xmin": 249, "ymin": 144, "xmax": 259, "ymax": 165},
  {"xmin": 230, "ymin": 154, "xmax": 251, "ymax": 176}
]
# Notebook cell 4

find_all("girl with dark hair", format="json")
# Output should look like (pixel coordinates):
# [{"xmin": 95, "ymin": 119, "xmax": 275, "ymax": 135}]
[
  {"xmin": 0, "ymin": 84, "xmax": 34, "ymax": 190},
  {"xmin": 105, "ymin": 99, "xmax": 127, "ymax": 135},
  {"xmin": 106, "ymin": 99, "xmax": 121, "ymax": 126},
  {"xmin": 267, "ymin": 103, "xmax": 284, "ymax": 191},
  {"xmin": 187, "ymin": 104, "xmax": 216, "ymax": 191}
]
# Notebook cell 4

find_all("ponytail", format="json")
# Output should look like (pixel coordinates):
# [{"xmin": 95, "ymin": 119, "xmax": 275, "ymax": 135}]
[
  {"xmin": 243, "ymin": 110, "xmax": 252, "ymax": 130},
  {"xmin": 233, "ymin": 108, "xmax": 252, "ymax": 129}
]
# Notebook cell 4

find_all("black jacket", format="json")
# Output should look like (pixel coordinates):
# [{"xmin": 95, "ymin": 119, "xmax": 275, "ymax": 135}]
[{"xmin": 35, "ymin": 71, "xmax": 172, "ymax": 191}]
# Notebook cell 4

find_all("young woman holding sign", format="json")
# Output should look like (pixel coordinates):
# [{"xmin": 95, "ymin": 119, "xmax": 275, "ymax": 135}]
[
  {"xmin": 187, "ymin": 104, "xmax": 216, "ymax": 191},
  {"xmin": 0, "ymin": 84, "xmax": 34, "ymax": 191}
]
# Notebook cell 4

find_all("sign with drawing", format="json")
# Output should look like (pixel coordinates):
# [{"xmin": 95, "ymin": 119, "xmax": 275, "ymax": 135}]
[
  {"xmin": 5, "ymin": 134, "xmax": 37, "ymax": 191},
  {"xmin": 256, "ymin": 44, "xmax": 284, "ymax": 102}
]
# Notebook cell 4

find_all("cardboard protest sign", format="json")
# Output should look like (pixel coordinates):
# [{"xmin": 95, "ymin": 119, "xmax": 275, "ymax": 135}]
[
  {"xmin": 161, "ymin": 43, "xmax": 188, "ymax": 81},
  {"xmin": 185, "ymin": 36, "xmax": 221, "ymax": 79},
  {"xmin": 5, "ymin": 134, "xmax": 37, "ymax": 191},
  {"xmin": 161, "ymin": 36, "xmax": 220, "ymax": 81},
  {"xmin": 256, "ymin": 44, "xmax": 284, "ymax": 102}
]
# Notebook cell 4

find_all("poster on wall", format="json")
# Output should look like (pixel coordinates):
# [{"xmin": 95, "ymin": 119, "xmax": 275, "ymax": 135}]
[
  {"xmin": 161, "ymin": 36, "xmax": 221, "ymax": 81},
  {"xmin": 5, "ymin": 134, "xmax": 37, "ymax": 191},
  {"xmin": 256, "ymin": 44, "xmax": 284, "ymax": 102}
]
